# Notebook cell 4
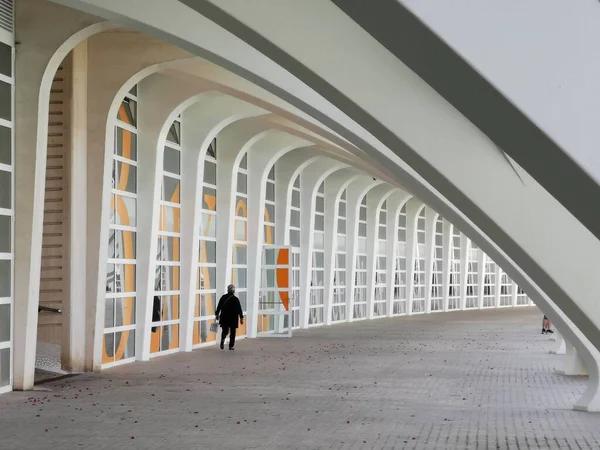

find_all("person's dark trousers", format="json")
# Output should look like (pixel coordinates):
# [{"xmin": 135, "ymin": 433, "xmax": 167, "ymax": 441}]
[{"xmin": 221, "ymin": 326, "xmax": 237, "ymax": 349}]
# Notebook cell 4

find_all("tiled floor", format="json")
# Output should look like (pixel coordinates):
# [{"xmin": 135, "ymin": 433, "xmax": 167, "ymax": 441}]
[{"xmin": 1, "ymin": 307, "xmax": 599, "ymax": 449}]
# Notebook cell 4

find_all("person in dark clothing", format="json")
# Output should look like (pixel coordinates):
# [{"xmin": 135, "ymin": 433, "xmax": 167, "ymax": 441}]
[{"xmin": 215, "ymin": 284, "xmax": 244, "ymax": 350}]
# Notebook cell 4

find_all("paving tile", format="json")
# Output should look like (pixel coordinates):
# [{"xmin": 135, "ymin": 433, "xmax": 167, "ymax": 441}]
[{"xmin": 0, "ymin": 307, "xmax": 597, "ymax": 449}]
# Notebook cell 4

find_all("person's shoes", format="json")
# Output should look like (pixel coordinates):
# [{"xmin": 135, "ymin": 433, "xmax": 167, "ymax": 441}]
[
  {"xmin": 220, "ymin": 341, "xmax": 224, "ymax": 350},
  {"xmin": 229, "ymin": 347, "xmax": 235, "ymax": 351},
  {"xmin": 541, "ymin": 329, "xmax": 546, "ymax": 334},
  {"xmin": 547, "ymin": 329, "xmax": 554, "ymax": 334}
]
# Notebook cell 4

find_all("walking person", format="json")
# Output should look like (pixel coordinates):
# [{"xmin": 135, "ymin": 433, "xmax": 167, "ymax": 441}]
[{"xmin": 215, "ymin": 284, "xmax": 244, "ymax": 350}]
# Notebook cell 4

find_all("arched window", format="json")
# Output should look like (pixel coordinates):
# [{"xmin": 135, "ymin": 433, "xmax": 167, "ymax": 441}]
[
  {"xmin": 308, "ymin": 181, "xmax": 325, "ymax": 326},
  {"xmin": 288, "ymin": 174, "xmax": 301, "ymax": 328},
  {"xmin": 231, "ymin": 152, "xmax": 249, "ymax": 336},
  {"xmin": 332, "ymin": 188, "xmax": 347, "ymax": 323},
  {"xmin": 430, "ymin": 216, "xmax": 444, "ymax": 312},
  {"xmin": 353, "ymin": 194, "xmax": 368, "ymax": 320},
  {"xmin": 151, "ymin": 115, "xmax": 182, "ymax": 356},
  {"xmin": 194, "ymin": 138, "xmax": 218, "ymax": 346},
  {"xmin": 392, "ymin": 204, "xmax": 407, "ymax": 315},
  {"xmin": 412, "ymin": 208, "xmax": 426, "ymax": 314},
  {"xmin": 448, "ymin": 226, "xmax": 461, "ymax": 310},
  {"xmin": 482, "ymin": 255, "xmax": 496, "ymax": 308},
  {"xmin": 103, "ymin": 86, "xmax": 139, "ymax": 367},
  {"xmin": 465, "ymin": 241, "xmax": 479, "ymax": 309},
  {"xmin": 373, "ymin": 200, "xmax": 387, "ymax": 317}
]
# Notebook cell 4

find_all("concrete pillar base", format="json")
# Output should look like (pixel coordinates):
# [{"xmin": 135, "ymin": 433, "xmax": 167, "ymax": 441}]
[
  {"xmin": 550, "ymin": 332, "xmax": 566, "ymax": 355},
  {"xmin": 564, "ymin": 341, "xmax": 588, "ymax": 376}
]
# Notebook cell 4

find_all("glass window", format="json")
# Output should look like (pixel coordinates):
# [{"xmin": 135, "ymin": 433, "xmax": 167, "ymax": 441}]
[
  {"xmin": 313, "ymin": 232, "xmax": 324, "ymax": 250},
  {"xmin": 235, "ymin": 197, "xmax": 247, "ymax": 218},
  {"xmin": 0, "ymin": 304, "xmax": 9, "ymax": 342},
  {"xmin": 203, "ymin": 161, "xmax": 217, "ymax": 186},
  {"xmin": 202, "ymin": 187, "xmax": 216, "ymax": 211},
  {"xmin": 162, "ymin": 176, "xmax": 180, "ymax": 203},
  {"xmin": 231, "ymin": 268, "xmax": 247, "ymax": 288},
  {"xmin": 239, "ymin": 154, "xmax": 248, "ymax": 170},
  {"xmin": 104, "ymin": 299, "xmax": 114, "ymax": 328},
  {"xmin": 198, "ymin": 267, "xmax": 217, "ymax": 291},
  {"xmin": 115, "ymin": 161, "xmax": 137, "ymax": 194},
  {"xmin": 114, "ymin": 297, "xmax": 136, "ymax": 327},
  {"xmin": 237, "ymin": 172, "xmax": 247, "ymax": 194},
  {"xmin": 0, "ymin": 81, "xmax": 10, "ymax": 121},
  {"xmin": 266, "ymin": 182, "xmax": 275, "ymax": 202},
  {"xmin": 115, "ymin": 195, "xmax": 137, "ymax": 227},
  {"xmin": 234, "ymin": 219, "xmax": 247, "ymax": 241},
  {"xmin": 163, "ymin": 146, "xmax": 181, "ymax": 175},
  {"xmin": 315, "ymin": 196, "xmax": 324, "ymax": 213},
  {"xmin": 293, "ymin": 176, "xmax": 300, "ymax": 189},
  {"xmin": 118, "ymin": 98, "xmax": 136, "ymax": 126},
  {"xmin": 0, "ymin": 125, "xmax": 10, "ymax": 166},
  {"xmin": 0, "ymin": 347, "xmax": 10, "ymax": 387},
  {"xmin": 290, "ymin": 210, "xmax": 300, "ymax": 227},
  {"xmin": 338, "ymin": 201, "xmax": 346, "ymax": 217},
  {"xmin": 291, "ymin": 190, "xmax": 300, "ymax": 207},
  {"xmin": 115, "ymin": 127, "xmax": 137, "ymax": 161},
  {"xmin": 159, "ymin": 205, "xmax": 178, "ymax": 233},
  {"xmin": 290, "ymin": 230, "xmax": 300, "ymax": 247},
  {"xmin": 337, "ymin": 219, "xmax": 346, "ymax": 235},
  {"xmin": 318, "ymin": 182, "xmax": 324, "ymax": 194},
  {"xmin": 0, "ymin": 215, "xmax": 9, "ymax": 253},
  {"xmin": 114, "ymin": 264, "xmax": 136, "ymax": 292},
  {"xmin": 359, "ymin": 207, "xmax": 367, "ymax": 221},
  {"xmin": 200, "ymin": 213, "xmax": 216, "ymax": 238},
  {"xmin": 166, "ymin": 121, "xmax": 181, "ymax": 145},
  {"xmin": 114, "ymin": 230, "xmax": 136, "ymax": 260},
  {"xmin": 358, "ymin": 223, "xmax": 367, "ymax": 237},
  {"xmin": 0, "ymin": 259, "xmax": 10, "ymax": 297},
  {"xmin": 337, "ymin": 236, "xmax": 346, "ymax": 252},
  {"xmin": 233, "ymin": 245, "xmax": 247, "ymax": 265},
  {"xmin": 0, "ymin": 170, "xmax": 10, "ymax": 209},
  {"xmin": 200, "ymin": 240, "xmax": 217, "ymax": 264},
  {"xmin": 128, "ymin": 85, "xmax": 138, "ymax": 96},
  {"xmin": 207, "ymin": 139, "xmax": 217, "ymax": 159},
  {"xmin": 114, "ymin": 330, "xmax": 135, "ymax": 360},
  {"xmin": 264, "ymin": 203, "xmax": 275, "ymax": 224},
  {"xmin": 0, "ymin": 42, "xmax": 11, "ymax": 78},
  {"xmin": 314, "ymin": 214, "xmax": 324, "ymax": 231}
]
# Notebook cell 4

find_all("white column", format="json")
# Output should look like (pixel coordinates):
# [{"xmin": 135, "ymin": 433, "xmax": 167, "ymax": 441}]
[
  {"xmin": 298, "ymin": 158, "xmax": 346, "ymax": 328},
  {"xmin": 459, "ymin": 234, "xmax": 469, "ymax": 310},
  {"xmin": 494, "ymin": 264, "xmax": 501, "ymax": 308},
  {"xmin": 441, "ymin": 220, "xmax": 452, "ymax": 312},
  {"xmin": 477, "ymin": 249, "xmax": 485, "ymax": 309},
  {"xmin": 423, "ymin": 207, "xmax": 437, "ymax": 315},
  {"xmin": 12, "ymin": 0, "xmax": 107, "ymax": 390},
  {"xmin": 404, "ymin": 199, "xmax": 421, "ymax": 316},
  {"xmin": 66, "ymin": 41, "xmax": 88, "ymax": 372},
  {"xmin": 511, "ymin": 281, "xmax": 518, "ymax": 307}
]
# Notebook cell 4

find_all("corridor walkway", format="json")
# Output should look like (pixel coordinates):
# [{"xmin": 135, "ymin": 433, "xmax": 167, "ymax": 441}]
[{"xmin": 1, "ymin": 308, "xmax": 598, "ymax": 449}]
